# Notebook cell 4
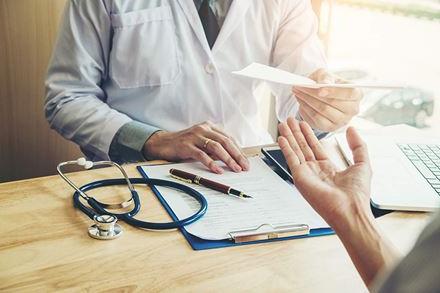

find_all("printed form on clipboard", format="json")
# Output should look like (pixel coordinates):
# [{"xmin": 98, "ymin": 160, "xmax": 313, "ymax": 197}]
[{"xmin": 139, "ymin": 156, "xmax": 330, "ymax": 241}]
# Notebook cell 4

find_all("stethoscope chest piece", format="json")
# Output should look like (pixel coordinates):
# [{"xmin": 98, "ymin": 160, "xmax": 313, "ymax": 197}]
[{"xmin": 88, "ymin": 214, "xmax": 123, "ymax": 240}]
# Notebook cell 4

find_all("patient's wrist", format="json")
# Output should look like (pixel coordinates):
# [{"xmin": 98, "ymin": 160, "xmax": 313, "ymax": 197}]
[
  {"xmin": 332, "ymin": 195, "xmax": 375, "ymax": 237},
  {"xmin": 327, "ymin": 193, "xmax": 397, "ymax": 286},
  {"xmin": 336, "ymin": 207, "xmax": 375, "ymax": 238}
]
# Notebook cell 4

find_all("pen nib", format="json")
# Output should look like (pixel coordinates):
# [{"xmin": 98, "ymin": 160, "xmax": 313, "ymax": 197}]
[{"xmin": 242, "ymin": 194, "xmax": 253, "ymax": 199}]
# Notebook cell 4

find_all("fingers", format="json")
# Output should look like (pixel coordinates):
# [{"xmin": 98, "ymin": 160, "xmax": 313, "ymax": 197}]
[
  {"xmin": 294, "ymin": 89, "xmax": 347, "ymax": 125},
  {"xmin": 278, "ymin": 121, "xmax": 306, "ymax": 163},
  {"xmin": 299, "ymin": 102, "xmax": 336, "ymax": 132},
  {"xmin": 278, "ymin": 136, "xmax": 300, "ymax": 172},
  {"xmin": 309, "ymin": 68, "xmax": 336, "ymax": 84},
  {"xmin": 209, "ymin": 124, "xmax": 249, "ymax": 170},
  {"xmin": 346, "ymin": 127, "xmax": 370, "ymax": 165},
  {"xmin": 299, "ymin": 121, "xmax": 328, "ymax": 161},
  {"xmin": 295, "ymin": 68, "xmax": 361, "ymax": 101},
  {"xmin": 188, "ymin": 146, "xmax": 224, "ymax": 174},
  {"xmin": 294, "ymin": 86, "xmax": 359, "ymax": 101},
  {"xmin": 298, "ymin": 107, "xmax": 319, "ymax": 129},
  {"xmin": 205, "ymin": 131, "xmax": 249, "ymax": 171},
  {"xmin": 287, "ymin": 117, "xmax": 315, "ymax": 161},
  {"xmin": 299, "ymin": 69, "xmax": 343, "ymax": 100},
  {"xmin": 202, "ymin": 138, "xmax": 244, "ymax": 172},
  {"xmin": 186, "ymin": 122, "xmax": 250, "ymax": 173},
  {"xmin": 294, "ymin": 88, "xmax": 360, "ymax": 129},
  {"xmin": 294, "ymin": 88, "xmax": 360, "ymax": 115},
  {"xmin": 278, "ymin": 118, "xmax": 326, "ymax": 163},
  {"xmin": 291, "ymin": 69, "xmax": 362, "ymax": 133},
  {"xmin": 152, "ymin": 123, "xmax": 249, "ymax": 174}
]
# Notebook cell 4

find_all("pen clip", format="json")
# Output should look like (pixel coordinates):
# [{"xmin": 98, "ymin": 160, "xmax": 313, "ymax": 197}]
[{"xmin": 170, "ymin": 173, "xmax": 193, "ymax": 184}]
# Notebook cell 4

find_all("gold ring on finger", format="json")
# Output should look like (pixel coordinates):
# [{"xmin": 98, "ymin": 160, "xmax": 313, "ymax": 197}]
[{"xmin": 203, "ymin": 138, "xmax": 212, "ymax": 149}]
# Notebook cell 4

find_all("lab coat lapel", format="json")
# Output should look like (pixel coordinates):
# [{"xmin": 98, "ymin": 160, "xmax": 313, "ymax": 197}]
[
  {"xmin": 177, "ymin": 0, "xmax": 212, "ymax": 53},
  {"xmin": 212, "ymin": 0, "xmax": 251, "ymax": 54}
]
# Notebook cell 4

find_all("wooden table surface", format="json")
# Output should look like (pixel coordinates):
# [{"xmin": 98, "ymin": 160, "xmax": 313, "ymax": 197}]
[{"xmin": 0, "ymin": 137, "xmax": 431, "ymax": 292}]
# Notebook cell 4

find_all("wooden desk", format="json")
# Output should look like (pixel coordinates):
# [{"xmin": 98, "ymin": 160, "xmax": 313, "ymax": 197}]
[{"xmin": 0, "ymin": 138, "xmax": 431, "ymax": 292}]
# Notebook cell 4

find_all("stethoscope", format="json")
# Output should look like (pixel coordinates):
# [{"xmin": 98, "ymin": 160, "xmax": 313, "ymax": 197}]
[{"xmin": 57, "ymin": 158, "xmax": 208, "ymax": 240}]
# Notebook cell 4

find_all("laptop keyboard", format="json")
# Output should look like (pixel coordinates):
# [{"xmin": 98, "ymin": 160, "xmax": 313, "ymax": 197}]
[{"xmin": 398, "ymin": 144, "xmax": 440, "ymax": 195}]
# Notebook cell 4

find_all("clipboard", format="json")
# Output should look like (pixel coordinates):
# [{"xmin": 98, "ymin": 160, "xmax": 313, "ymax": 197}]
[{"xmin": 137, "ymin": 165, "xmax": 334, "ymax": 251}]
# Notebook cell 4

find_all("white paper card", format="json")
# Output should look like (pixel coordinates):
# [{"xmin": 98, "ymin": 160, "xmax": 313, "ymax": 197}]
[{"xmin": 232, "ymin": 63, "xmax": 403, "ymax": 89}]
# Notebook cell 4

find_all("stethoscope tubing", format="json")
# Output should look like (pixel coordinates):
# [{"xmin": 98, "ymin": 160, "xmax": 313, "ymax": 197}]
[{"xmin": 73, "ymin": 178, "xmax": 208, "ymax": 230}]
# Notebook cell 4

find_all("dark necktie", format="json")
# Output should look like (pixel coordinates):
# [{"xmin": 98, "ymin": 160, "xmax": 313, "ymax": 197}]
[{"xmin": 198, "ymin": 0, "xmax": 220, "ymax": 49}]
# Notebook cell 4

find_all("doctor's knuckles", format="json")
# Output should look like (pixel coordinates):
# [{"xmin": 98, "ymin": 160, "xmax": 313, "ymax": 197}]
[
  {"xmin": 143, "ymin": 122, "xmax": 250, "ymax": 174},
  {"xmin": 293, "ymin": 69, "xmax": 363, "ymax": 132}
]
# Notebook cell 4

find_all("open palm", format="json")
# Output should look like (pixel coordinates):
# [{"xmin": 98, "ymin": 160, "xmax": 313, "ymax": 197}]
[{"xmin": 278, "ymin": 118, "xmax": 372, "ymax": 226}]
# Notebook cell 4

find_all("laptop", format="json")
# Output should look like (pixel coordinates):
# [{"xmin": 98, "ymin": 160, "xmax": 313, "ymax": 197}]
[{"xmin": 336, "ymin": 131, "xmax": 440, "ymax": 211}]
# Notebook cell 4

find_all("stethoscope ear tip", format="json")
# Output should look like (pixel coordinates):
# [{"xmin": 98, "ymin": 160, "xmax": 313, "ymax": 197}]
[
  {"xmin": 77, "ymin": 157, "xmax": 87, "ymax": 165},
  {"xmin": 84, "ymin": 161, "xmax": 94, "ymax": 169},
  {"xmin": 76, "ymin": 157, "xmax": 94, "ymax": 169}
]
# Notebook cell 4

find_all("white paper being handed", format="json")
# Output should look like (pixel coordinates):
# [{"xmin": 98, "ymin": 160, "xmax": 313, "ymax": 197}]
[{"xmin": 232, "ymin": 63, "xmax": 403, "ymax": 89}]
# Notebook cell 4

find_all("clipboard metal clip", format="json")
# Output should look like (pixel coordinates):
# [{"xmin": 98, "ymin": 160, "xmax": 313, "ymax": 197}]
[{"xmin": 228, "ymin": 223, "xmax": 310, "ymax": 243}]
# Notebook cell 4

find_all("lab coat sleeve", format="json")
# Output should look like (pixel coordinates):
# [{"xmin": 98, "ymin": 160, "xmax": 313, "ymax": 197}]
[
  {"xmin": 108, "ymin": 121, "xmax": 162, "ymax": 163},
  {"xmin": 45, "ymin": 0, "xmax": 141, "ymax": 160},
  {"xmin": 269, "ymin": 0, "xmax": 327, "ymax": 123}
]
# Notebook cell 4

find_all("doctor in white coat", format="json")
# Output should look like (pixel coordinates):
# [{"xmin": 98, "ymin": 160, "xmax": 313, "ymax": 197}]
[{"xmin": 45, "ymin": 0, "xmax": 361, "ymax": 173}]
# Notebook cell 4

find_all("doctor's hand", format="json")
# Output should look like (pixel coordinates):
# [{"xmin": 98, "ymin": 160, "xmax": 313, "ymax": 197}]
[
  {"xmin": 278, "ymin": 117, "xmax": 372, "ymax": 229},
  {"xmin": 293, "ymin": 69, "xmax": 363, "ymax": 132},
  {"xmin": 143, "ymin": 122, "xmax": 249, "ymax": 174}
]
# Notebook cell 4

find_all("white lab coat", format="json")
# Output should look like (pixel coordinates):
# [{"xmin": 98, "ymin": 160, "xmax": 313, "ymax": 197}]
[{"xmin": 45, "ymin": 0, "xmax": 326, "ymax": 160}]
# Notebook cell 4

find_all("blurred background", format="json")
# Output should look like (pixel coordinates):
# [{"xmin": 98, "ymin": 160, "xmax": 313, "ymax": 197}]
[
  {"xmin": 318, "ymin": 0, "xmax": 440, "ymax": 131},
  {"xmin": 0, "ymin": 0, "xmax": 439, "ymax": 183}
]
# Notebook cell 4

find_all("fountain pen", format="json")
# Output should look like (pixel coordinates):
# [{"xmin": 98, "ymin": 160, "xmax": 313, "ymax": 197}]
[{"xmin": 169, "ymin": 168, "xmax": 252, "ymax": 199}]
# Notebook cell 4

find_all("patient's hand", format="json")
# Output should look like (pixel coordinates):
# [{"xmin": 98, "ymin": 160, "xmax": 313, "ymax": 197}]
[
  {"xmin": 279, "ymin": 118, "xmax": 398, "ymax": 287},
  {"xmin": 278, "ymin": 117, "xmax": 373, "ymax": 229}
]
